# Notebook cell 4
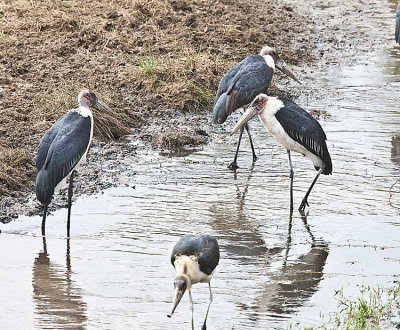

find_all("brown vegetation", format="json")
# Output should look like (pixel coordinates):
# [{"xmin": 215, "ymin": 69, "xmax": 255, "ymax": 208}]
[{"xmin": 0, "ymin": 0, "xmax": 315, "ymax": 198}]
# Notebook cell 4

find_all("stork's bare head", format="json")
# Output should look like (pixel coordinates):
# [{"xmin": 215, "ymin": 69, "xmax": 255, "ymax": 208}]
[
  {"xmin": 260, "ymin": 45, "xmax": 300, "ymax": 84},
  {"xmin": 231, "ymin": 94, "xmax": 268, "ymax": 136},
  {"xmin": 167, "ymin": 276, "xmax": 188, "ymax": 318},
  {"xmin": 78, "ymin": 90, "xmax": 113, "ymax": 114}
]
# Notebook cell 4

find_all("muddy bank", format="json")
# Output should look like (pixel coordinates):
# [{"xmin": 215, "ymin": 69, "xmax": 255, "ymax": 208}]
[{"xmin": 0, "ymin": 0, "xmax": 392, "ymax": 221}]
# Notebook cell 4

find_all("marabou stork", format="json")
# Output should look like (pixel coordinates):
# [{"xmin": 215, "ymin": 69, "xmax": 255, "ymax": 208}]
[
  {"xmin": 213, "ymin": 45, "xmax": 300, "ymax": 170},
  {"xmin": 35, "ymin": 90, "xmax": 112, "ymax": 237},
  {"xmin": 168, "ymin": 234, "xmax": 220, "ymax": 330},
  {"xmin": 231, "ymin": 94, "xmax": 332, "ymax": 212},
  {"xmin": 396, "ymin": 1, "xmax": 400, "ymax": 44}
]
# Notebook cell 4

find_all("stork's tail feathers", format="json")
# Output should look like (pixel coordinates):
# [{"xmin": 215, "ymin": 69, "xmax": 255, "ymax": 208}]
[
  {"xmin": 321, "ymin": 151, "xmax": 332, "ymax": 175},
  {"xmin": 35, "ymin": 169, "xmax": 54, "ymax": 205},
  {"xmin": 212, "ymin": 93, "xmax": 228, "ymax": 124}
]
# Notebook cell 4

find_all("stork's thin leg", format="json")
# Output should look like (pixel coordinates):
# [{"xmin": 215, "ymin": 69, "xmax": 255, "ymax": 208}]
[
  {"xmin": 299, "ymin": 166, "xmax": 324, "ymax": 212},
  {"xmin": 245, "ymin": 123, "xmax": 257, "ymax": 163},
  {"xmin": 41, "ymin": 204, "xmax": 48, "ymax": 236},
  {"xmin": 287, "ymin": 150, "xmax": 294, "ymax": 215},
  {"xmin": 283, "ymin": 213, "xmax": 293, "ymax": 267},
  {"xmin": 67, "ymin": 171, "xmax": 75, "ymax": 238},
  {"xmin": 42, "ymin": 236, "xmax": 48, "ymax": 255},
  {"xmin": 228, "ymin": 126, "xmax": 244, "ymax": 170},
  {"xmin": 201, "ymin": 283, "xmax": 213, "ymax": 330},
  {"xmin": 189, "ymin": 289, "xmax": 194, "ymax": 330}
]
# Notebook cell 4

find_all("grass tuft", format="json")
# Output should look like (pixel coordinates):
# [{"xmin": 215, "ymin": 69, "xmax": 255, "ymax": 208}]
[{"xmin": 0, "ymin": 148, "xmax": 34, "ymax": 196}]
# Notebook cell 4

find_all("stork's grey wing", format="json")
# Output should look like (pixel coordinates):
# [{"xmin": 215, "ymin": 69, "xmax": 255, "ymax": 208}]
[
  {"xmin": 35, "ymin": 111, "xmax": 92, "ymax": 204},
  {"xmin": 215, "ymin": 59, "xmax": 246, "ymax": 104},
  {"xmin": 213, "ymin": 56, "xmax": 273, "ymax": 124},
  {"xmin": 171, "ymin": 235, "xmax": 220, "ymax": 275},
  {"xmin": 171, "ymin": 234, "xmax": 196, "ymax": 267},
  {"xmin": 36, "ymin": 113, "xmax": 71, "ymax": 171},
  {"xmin": 396, "ymin": 2, "xmax": 400, "ymax": 43},
  {"xmin": 275, "ymin": 97, "xmax": 332, "ymax": 174},
  {"xmin": 226, "ymin": 63, "xmax": 273, "ymax": 115},
  {"xmin": 196, "ymin": 235, "xmax": 220, "ymax": 275}
]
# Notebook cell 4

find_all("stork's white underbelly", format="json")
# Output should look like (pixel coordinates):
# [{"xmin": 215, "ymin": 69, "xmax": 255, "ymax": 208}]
[{"xmin": 259, "ymin": 113, "xmax": 323, "ymax": 169}]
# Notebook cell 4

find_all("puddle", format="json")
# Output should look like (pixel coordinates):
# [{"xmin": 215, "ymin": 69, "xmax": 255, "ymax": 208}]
[{"xmin": 2, "ymin": 3, "xmax": 400, "ymax": 330}]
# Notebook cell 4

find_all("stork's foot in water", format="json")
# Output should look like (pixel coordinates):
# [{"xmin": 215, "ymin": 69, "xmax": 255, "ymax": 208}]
[
  {"xmin": 201, "ymin": 324, "xmax": 207, "ymax": 330},
  {"xmin": 252, "ymin": 154, "xmax": 258, "ymax": 163},
  {"xmin": 299, "ymin": 199, "xmax": 309, "ymax": 212},
  {"xmin": 228, "ymin": 162, "xmax": 239, "ymax": 171}
]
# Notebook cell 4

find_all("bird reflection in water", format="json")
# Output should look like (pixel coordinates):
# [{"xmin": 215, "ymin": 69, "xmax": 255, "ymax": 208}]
[
  {"xmin": 32, "ymin": 238, "xmax": 87, "ymax": 329},
  {"xmin": 210, "ymin": 165, "xmax": 329, "ymax": 323},
  {"xmin": 210, "ymin": 165, "xmax": 283, "ymax": 265},
  {"xmin": 391, "ymin": 135, "xmax": 400, "ymax": 168},
  {"xmin": 252, "ymin": 211, "xmax": 329, "ymax": 320}
]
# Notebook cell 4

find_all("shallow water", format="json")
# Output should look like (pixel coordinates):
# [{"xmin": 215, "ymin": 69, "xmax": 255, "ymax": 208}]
[{"xmin": 2, "ymin": 3, "xmax": 400, "ymax": 330}]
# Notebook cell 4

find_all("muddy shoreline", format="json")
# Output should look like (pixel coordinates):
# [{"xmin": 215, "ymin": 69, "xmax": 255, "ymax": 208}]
[{"xmin": 0, "ymin": 0, "xmax": 392, "ymax": 222}]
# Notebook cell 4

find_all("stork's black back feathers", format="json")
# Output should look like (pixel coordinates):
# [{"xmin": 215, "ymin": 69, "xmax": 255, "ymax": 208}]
[
  {"xmin": 35, "ymin": 111, "xmax": 92, "ymax": 205},
  {"xmin": 171, "ymin": 235, "xmax": 220, "ymax": 276},
  {"xmin": 275, "ymin": 97, "xmax": 332, "ymax": 175},
  {"xmin": 213, "ymin": 55, "xmax": 274, "ymax": 124}
]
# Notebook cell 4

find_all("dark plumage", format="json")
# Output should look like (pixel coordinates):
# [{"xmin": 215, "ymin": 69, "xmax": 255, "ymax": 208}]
[
  {"xmin": 275, "ymin": 97, "xmax": 332, "ymax": 175},
  {"xmin": 36, "ymin": 112, "xmax": 91, "ymax": 205},
  {"xmin": 231, "ymin": 94, "xmax": 332, "ymax": 213},
  {"xmin": 35, "ymin": 90, "xmax": 112, "ymax": 237},
  {"xmin": 213, "ymin": 55, "xmax": 273, "ymax": 124},
  {"xmin": 168, "ymin": 234, "xmax": 219, "ymax": 330},
  {"xmin": 171, "ymin": 234, "xmax": 220, "ymax": 275},
  {"xmin": 213, "ymin": 45, "xmax": 300, "ymax": 170}
]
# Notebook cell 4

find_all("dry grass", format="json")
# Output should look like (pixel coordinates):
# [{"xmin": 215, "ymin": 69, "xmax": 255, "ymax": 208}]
[
  {"xmin": 0, "ymin": 0, "xmax": 315, "ymax": 197},
  {"xmin": 0, "ymin": 147, "xmax": 34, "ymax": 196},
  {"xmin": 158, "ymin": 129, "xmax": 206, "ymax": 150}
]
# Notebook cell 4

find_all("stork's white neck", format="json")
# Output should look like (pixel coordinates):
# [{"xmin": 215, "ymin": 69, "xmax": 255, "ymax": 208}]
[
  {"xmin": 73, "ymin": 105, "xmax": 93, "ymax": 117},
  {"xmin": 259, "ymin": 97, "xmax": 284, "ymax": 120},
  {"xmin": 174, "ymin": 255, "xmax": 211, "ymax": 285},
  {"xmin": 263, "ymin": 55, "xmax": 275, "ymax": 70}
]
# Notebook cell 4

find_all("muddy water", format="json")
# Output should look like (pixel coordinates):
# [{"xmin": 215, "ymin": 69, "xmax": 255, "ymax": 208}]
[{"xmin": 2, "ymin": 6, "xmax": 400, "ymax": 330}]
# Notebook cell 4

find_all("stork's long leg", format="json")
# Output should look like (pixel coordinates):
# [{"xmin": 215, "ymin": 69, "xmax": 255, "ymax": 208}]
[
  {"xmin": 283, "ymin": 213, "xmax": 293, "ymax": 267},
  {"xmin": 189, "ymin": 289, "xmax": 194, "ymax": 330},
  {"xmin": 287, "ymin": 150, "xmax": 294, "ymax": 214},
  {"xmin": 67, "ymin": 171, "xmax": 75, "ymax": 238},
  {"xmin": 299, "ymin": 166, "xmax": 324, "ymax": 212},
  {"xmin": 41, "ymin": 204, "xmax": 48, "ymax": 236},
  {"xmin": 245, "ymin": 123, "xmax": 257, "ymax": 163},
  {"xmin": 201, "ymin": 283, "xmax": 213, "ymax": 330},
  {"xmin": 228, "ymin": 126, "xmax": 244, "ymax": 170}
]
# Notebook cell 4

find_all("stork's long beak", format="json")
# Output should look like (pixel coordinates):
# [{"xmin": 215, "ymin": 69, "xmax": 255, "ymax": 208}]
[
  {"xmin": 167, "ymin": 287, "xmax": 185, "ymax": 318},
  {"xmin": 275, "ymin": 56, "xmax": 301, "ymax": 84},
  {"xmin": 95, "ymin": 98, "xmax": 113, "ymax": 115},
  {"xmin": 231, "ymin": 106, "xmax": 259, "ymax": 136}
]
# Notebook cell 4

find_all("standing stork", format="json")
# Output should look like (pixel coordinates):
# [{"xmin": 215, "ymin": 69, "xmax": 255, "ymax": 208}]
[
  {"xmin": 213, "ymin": 45, "xmax": 300, "ymax": 170},
  {"xmin": 396, "ymin": 1, "xmax": 400, "ymax": 44},
  {"xmin": 35, "ymin": 90, "xmax": 112, "ymax": 237},
  {"xmin": 168, "ymin": 234, "xmax": 220, "ymax": 330},
  {"xmin": 231, "ymin": 94, "xmax": 332, "ymax": 213}
]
